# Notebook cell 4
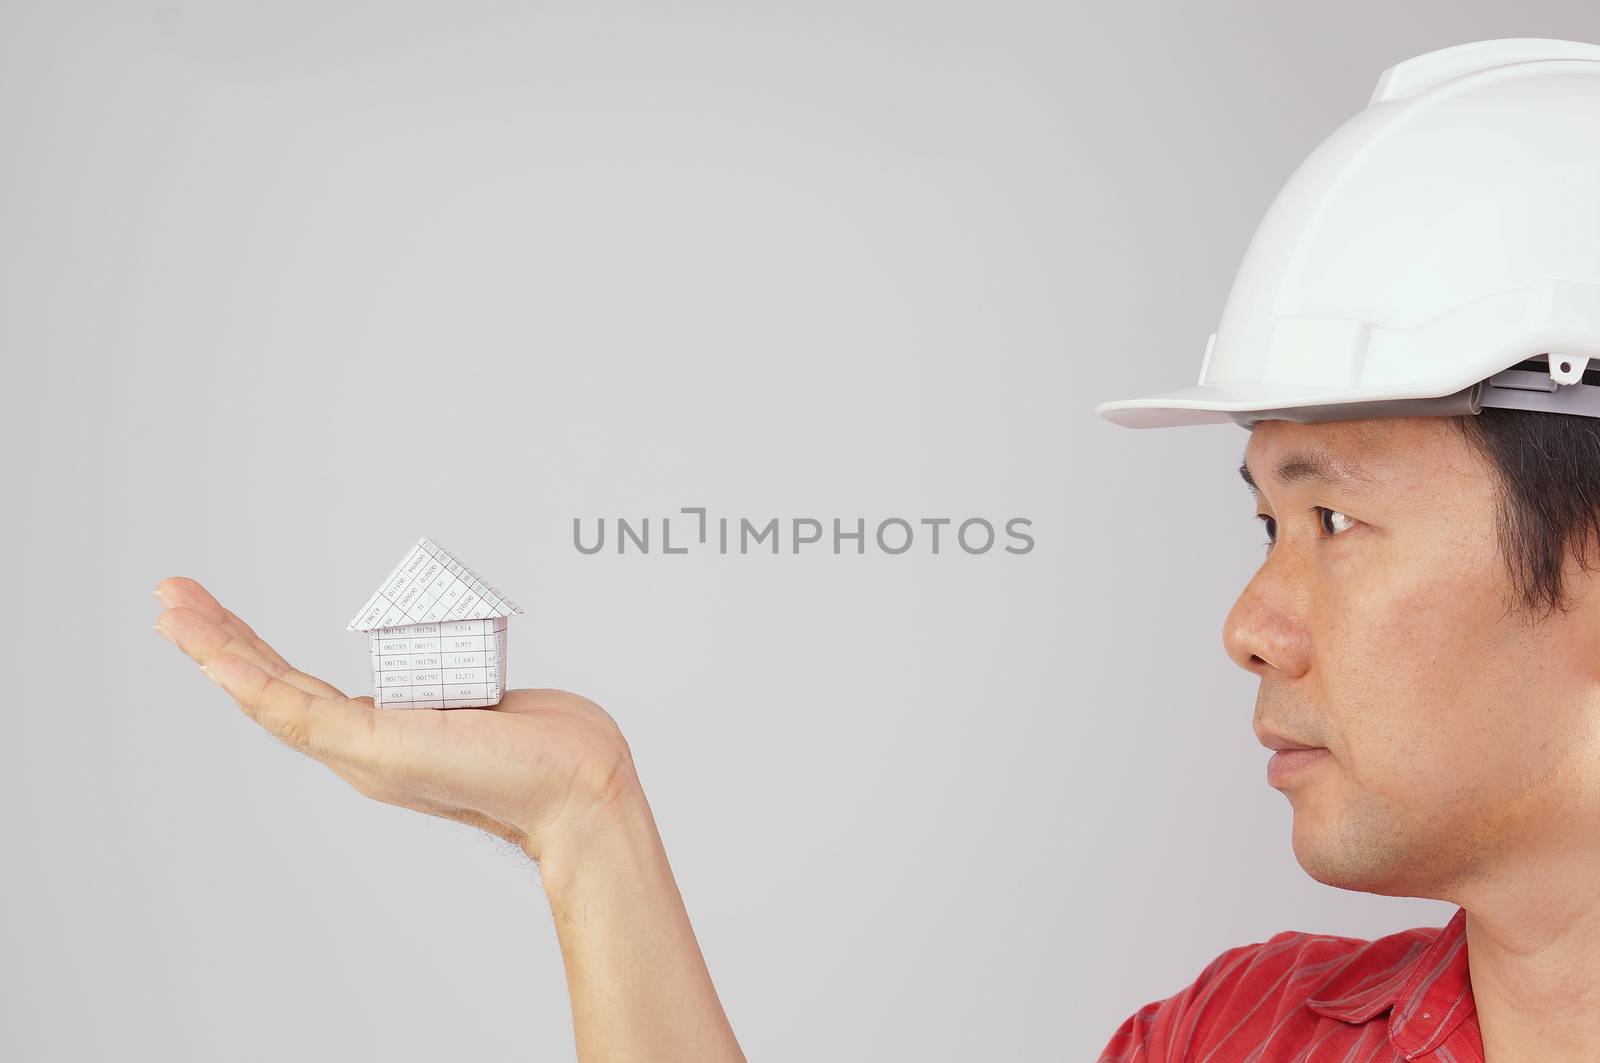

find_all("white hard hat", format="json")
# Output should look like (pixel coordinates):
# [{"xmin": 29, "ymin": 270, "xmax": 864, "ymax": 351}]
[{"xmin": 1095, "ymin": 38, "xmax": 1600, "ymax": 430}]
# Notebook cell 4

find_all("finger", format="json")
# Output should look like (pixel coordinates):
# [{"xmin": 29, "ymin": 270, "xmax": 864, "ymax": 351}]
[
  {"xmin": 154, "ymin": 576, "xmax": 332, "ymax": 687},
  {"xmin": 157, "ymin": 604, "xmax": 349, "ymax": 702},
  {"xmin": 200, "ymin": 651, "xmax": 383, "ymax": 766},
  {"xmin": 153, "ymin": 586, "xmax": 348, "ymax": 701}
]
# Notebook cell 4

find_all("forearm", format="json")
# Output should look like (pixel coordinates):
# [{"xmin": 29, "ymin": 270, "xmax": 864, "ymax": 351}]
[{"xmin": 536, "ymin": 789, "xmax": 745, "ymax": 1062}]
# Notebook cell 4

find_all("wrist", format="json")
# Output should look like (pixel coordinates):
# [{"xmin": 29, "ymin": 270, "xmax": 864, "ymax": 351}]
[{"xmin": 532, "ymin": 775, "xmax": 663, "ymax": 898}]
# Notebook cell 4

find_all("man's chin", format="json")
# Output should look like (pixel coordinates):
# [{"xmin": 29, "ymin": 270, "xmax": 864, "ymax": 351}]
[{"xmin": 1288, "ymin": 814, "xmax": 1423, "ymax": 896}]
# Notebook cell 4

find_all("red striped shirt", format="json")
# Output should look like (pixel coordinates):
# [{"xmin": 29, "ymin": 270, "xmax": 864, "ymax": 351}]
[{"xmin": 1096, "ymin": 906, "xmax": 1481, "ymax": 1061}]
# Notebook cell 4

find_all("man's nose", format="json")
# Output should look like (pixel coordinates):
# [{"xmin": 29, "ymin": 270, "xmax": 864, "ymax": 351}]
[{"xmin": 1222, "ymin": 559, "xmax": 1312, "ymax": 679}]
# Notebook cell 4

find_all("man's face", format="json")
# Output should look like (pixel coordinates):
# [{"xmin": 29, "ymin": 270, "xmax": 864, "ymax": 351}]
[{"xmin": 1224, "ymin": 415, "xmax": 1600, "ymax": 899}]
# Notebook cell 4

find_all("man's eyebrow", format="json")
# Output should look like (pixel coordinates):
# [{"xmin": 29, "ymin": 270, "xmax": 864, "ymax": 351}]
[{"xmin": 1238, "ymin": 448, "xmax": 1375, "ymax": 496}]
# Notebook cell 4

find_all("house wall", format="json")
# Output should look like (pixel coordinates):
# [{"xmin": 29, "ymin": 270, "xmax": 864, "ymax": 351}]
[{"xmin": 369, "ymin": 617, "xmax": 510, "ymax": 709}]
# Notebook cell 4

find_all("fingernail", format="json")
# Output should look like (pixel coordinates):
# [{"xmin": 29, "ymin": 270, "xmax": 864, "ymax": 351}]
[
  {"xmin": 198, "ymin": 663, "xmax": 221, "ymax": 685},
  {"xmin": 153, "ymin": 624, "xmax": 177, "ymax": 646},
  {"xmin": 153, "ymin": 587, "xmax": 175, "ymax": 606}
]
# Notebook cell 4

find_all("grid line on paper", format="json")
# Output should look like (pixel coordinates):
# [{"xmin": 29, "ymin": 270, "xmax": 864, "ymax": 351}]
[
  {"xmin": 348, "ymin": 536, "xmax": 525, "ymax": 631},
  {"xmin": 351, "ymin": 538, "xmax": 521, "ymax": 709},
  {"xmin": 370, "ymin": 618, "xmax": 500, "ymax": 708}
]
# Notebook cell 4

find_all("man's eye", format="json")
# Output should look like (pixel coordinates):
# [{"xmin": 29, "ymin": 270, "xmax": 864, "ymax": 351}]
[
  {"xmin": 1318, "ymin": 506, "xmax": 1357, "ymax": 537},
  {"xmin": 1256, "ymin": 507, "xmax": 1357, "ymax": 546}
]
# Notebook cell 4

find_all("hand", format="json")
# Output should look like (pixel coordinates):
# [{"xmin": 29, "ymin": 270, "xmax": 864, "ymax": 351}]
[{"xmin": 152, "ymin": 576, "xmax": 641, "ymax": 862}]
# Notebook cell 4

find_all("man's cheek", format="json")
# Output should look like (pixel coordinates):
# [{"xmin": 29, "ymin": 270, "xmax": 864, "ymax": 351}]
[{"xmin": 1338, "ymin": 579, "xmax": 1474, "ymax": 694}]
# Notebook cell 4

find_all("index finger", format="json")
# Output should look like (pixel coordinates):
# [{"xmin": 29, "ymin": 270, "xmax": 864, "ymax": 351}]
[{"xmin": 201, "ymin": 651, "xmax": 385, "ymax": 767}]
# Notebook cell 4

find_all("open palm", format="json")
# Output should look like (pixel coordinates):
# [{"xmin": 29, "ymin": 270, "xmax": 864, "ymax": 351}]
[{"xmin": 152, "ymin": 576, "xmax": 639, "ymax": 859}]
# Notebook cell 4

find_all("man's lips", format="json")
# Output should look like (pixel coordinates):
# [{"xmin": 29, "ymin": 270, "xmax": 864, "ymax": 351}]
[
  {"xmin": 1256, "ymin": 724, "xmax": 1329, "ymax": 787},
  {"xmin": 1256, "ymin": 731, "xmax": 1326, "ymax": 751}
]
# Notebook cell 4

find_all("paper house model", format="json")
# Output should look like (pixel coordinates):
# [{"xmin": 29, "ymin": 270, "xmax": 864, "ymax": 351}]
[{"xmin": 347, "ymin": 537, "xmax": 524, "ymax": 709}]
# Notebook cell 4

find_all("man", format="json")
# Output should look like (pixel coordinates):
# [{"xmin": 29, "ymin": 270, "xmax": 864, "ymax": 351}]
[
  {"xmin": 150, "ymin": 36, "xmax": 1600, "ymax": 1063},
  {"xmin": 1092, "ymin": 36, "xmax": 1600, "ymax": 1062}
]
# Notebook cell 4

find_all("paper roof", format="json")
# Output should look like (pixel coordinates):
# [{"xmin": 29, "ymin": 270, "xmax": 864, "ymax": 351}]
[{"xmin": 347, "ymin": 536, "xmax": 525, "ymax": 632}]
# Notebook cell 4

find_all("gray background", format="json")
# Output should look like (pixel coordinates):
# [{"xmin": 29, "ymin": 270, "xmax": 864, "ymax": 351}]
[{"xmin": 5, "ymin": 2, "xmax": 1596, "ymax": 1059}]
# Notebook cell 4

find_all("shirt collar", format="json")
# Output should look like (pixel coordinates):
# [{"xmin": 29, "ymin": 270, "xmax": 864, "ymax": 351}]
[{"xmin": 1306, "ymin": 906, "xmax": 1480, "ymax": 1056}]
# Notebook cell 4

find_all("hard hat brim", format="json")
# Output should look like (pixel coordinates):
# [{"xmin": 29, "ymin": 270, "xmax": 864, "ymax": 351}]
[{"xmin": 1093, "ymin": 380, "xmax": 1480, "ymax": 429}]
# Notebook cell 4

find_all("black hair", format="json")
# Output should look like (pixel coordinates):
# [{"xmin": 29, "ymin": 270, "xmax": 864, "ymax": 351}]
[{"xmin": 1450, "ymin": 404, "xmax": 1600, "ymax": 620}]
